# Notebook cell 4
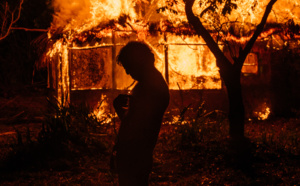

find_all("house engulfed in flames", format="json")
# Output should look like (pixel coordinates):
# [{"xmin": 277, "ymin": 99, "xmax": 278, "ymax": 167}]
[{"xmin": 44, "ymin": 0, "xmax": 300, "ymax": 121}]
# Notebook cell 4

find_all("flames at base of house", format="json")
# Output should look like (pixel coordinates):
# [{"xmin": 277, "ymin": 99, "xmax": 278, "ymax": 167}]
[{"xmin": 92, "ymin": 95, "xmax": 114, "ymax": 124}]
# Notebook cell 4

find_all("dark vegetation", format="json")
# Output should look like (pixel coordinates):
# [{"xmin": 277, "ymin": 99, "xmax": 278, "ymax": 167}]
[
  {"xmin": 0, "ymin": 0, "xmax": 52, "ymax": 90},
  {"xmin": 0, "ymin": 89, "xmax": 299, "ymax": 185}
]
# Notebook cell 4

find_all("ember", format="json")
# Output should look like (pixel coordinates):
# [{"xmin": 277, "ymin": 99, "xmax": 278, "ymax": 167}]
[{"xmin": 254, "ymin": 102, "xmax": 271, "ymax": 120}]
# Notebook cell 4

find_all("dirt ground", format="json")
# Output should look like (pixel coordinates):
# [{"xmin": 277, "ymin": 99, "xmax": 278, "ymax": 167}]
[{"xmin": 0, "ymin": 87, "xmax": 299, "ymax": 185}]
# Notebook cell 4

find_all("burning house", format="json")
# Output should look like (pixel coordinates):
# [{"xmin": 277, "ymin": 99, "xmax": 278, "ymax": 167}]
[{"xmin": 44, "ymin": 0, "xmax": 300, "ymax": 121}]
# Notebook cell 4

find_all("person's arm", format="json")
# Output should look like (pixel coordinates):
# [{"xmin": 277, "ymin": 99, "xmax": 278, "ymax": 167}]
[
  {"xmin": 113, "ymin": 94, "xmax": 130, "ymax": 121},
  {"xmin": 118, "ymin": 91, "xmax": 163, "ymax": 146}
]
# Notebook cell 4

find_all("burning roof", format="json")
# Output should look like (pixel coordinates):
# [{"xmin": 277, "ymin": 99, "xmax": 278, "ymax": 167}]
[{"xmin": 48, "ymin": 0, "xmax": 300, "ymax": 42}]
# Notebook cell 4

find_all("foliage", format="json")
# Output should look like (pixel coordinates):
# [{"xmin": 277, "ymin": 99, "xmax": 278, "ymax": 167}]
[
  {"xmin": 198, "ymin": 0, "xmax": 238, "ymax": 17},
  {"xmin": 157, "ymin": 0, "xmax": 179, "ymax": 15},
  {"xmin": 170, "ymin": 87, "xmax": 227, "ymax": 149},
  {"xmin": 0, "ymin": 0, "xmax": 23, "ymax": 40},
  {"xmin": 176, "ymin": 101, "xmax": 227, "ymax": 149},
  {"xmin": 0, "ymin": 106, "xmax": 299, "ymax": 184},
  {"xmin": 0, "ymin": 0, "xmax": 53, "ymax": 88},
  {"xmin": 0, "ymin": 96, "xmax": 110, "ymax": 173},
  {"xmin": 157, "ymin": 0, "xmax": 239, "ymax": 17},
  {"xmin": 38, "ymin": 95, "xmax": 110, "ymax": 154}
]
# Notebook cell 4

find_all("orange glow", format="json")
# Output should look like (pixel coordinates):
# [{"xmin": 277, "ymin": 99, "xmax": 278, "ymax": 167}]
[
  {"xmin": 241, "ymin": 53, "xmax": 258, "ymax": 74},
  {"xmin": 161, "ymin": 34, "xmax": 221, "ymax": 89},
  {"xmin": 46, "ymin": 0, "xmax": 299, "ymax": 118},
  {"xmin": 92, "ymin": 94, "xmax": 113, "ymax": 123},
  {"xmin": 254, "ymin": 103, "xmax": 271, "ymax": 120},
  {"xmin": 52, "ymin": 0, "xmax": 138, "ymax": 33}
]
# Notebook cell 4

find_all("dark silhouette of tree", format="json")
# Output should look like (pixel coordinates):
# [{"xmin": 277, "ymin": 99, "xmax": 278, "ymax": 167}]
[
  {"xmin": 184, "ymin": 0, "xmax": 277, "ymax": 140},
  {"xmin": 0, "ymin": 0, "xmax": 23, "ymax": 40},
  {"xmin": 0, "ymin": 0, "xmax": 52, "ymax": 87}
]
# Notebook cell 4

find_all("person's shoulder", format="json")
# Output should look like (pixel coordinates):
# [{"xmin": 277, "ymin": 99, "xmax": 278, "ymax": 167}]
[
  {"xmin": 150, "ymin": 77, "xmax": 169, "ymax": 99},
  {"xmin": 150, "ymin": 74, "xmax": 168, "ymax": 90}
]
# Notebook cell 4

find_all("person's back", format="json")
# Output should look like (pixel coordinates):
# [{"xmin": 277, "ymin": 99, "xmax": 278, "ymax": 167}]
[{"xmin": 113, "ymin": 41, "xmax": 169, "ymax": 185}]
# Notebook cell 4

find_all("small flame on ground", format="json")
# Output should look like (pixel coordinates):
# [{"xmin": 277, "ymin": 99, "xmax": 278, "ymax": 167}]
[
  {"xmin": 92, "ymin": 95, "xmax": 113, "ymax": 124},
  {"xmin": 255, "ymin": 103, "xmax": 271, "ymax": 120}
]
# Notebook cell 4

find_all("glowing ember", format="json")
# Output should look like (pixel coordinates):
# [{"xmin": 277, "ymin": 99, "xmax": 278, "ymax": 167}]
[{"xmin": 255, "ymin": 103, "xmax": 271, "ymax": 120}]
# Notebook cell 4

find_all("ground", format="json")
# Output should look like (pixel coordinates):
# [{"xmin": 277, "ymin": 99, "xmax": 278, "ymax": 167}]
[{"xmin": 0, "ymin": 86, "xmax": 299, "ymax": 185}]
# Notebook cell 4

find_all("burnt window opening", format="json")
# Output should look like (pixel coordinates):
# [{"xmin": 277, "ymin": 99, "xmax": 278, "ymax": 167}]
[
  {"xmin": 70, "ymin": 47, "xmax": 113, "ymax": 90},
  {"xmin": 242, "ymin": 52, "xmax": 259, "ymax": 75},
  {"xmin": 48, "ymin": 32, "xmax": 223, "ymax": 100}
]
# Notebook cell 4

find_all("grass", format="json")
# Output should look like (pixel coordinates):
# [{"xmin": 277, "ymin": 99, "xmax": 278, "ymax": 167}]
[
  {"xmin": 0, "ymin": 97, "xmax": 109, "ymax": 178},
  {"xmin": 0, "ymin": 93, "xmax": 299, "ymax": 185},
  {"xmin": 0, "ymin": 118, "xmax": 299, "ymax": 185},
  {"xmin": 152, "ymin": 117, "xmax": 299, "ymax": 185}
]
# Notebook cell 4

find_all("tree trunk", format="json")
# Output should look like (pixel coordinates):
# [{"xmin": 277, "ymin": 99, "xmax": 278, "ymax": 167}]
[
  {"xmin": 222, "ymin": 69, "xmax": 245, "ymax": 139},
  {"xmin": 184, "ymin": 0, "xmax": 277, "ymax": 140}
]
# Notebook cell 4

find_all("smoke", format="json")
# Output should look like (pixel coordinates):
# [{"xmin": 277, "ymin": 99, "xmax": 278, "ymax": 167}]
[
  {"xmin": 52, "ymin": 0, "xmax": 90, "ymax": 30},
  {"xmin": 271, "ymin": 0, "xmax": 300, "ymax": 24}
]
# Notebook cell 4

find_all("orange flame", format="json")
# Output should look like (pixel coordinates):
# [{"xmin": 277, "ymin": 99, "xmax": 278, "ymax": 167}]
[
  {"xmin": 92, "ymin": 94, "xmax": 113, "ymax": 123},
  {"xmin": 254, "ymin": 102, "xmax": 271, "ymax": 120}
]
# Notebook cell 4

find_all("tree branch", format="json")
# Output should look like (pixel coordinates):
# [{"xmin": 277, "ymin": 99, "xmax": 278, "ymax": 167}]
[
  {"xmin": 11, "ymin": 27, "xmax": 48, "ymax": 32},
  {"xmin": 0, "ymin": 0, "xmax": 24, "ymax": 40},
  {"xmin": 238, "ymin": 0, "xmax": 277, "ymax": 66},
  {"xmin": 184, "ymin": 0, "xmax": 232, "ymax": 70}
]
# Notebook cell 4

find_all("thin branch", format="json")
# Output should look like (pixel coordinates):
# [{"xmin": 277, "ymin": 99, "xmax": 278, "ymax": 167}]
[
  {"xmin": 11, "ymin": 27, "xmax": 49, "ymax": 32},
  {"xmin": 238, "ymin": 0, "xmax": 277, "ymax": 67},
  {"xmin": 0, "ymin": 0, "xmax": 24, "ymax": 40},
  {"xmin": 1, "ymin": 3, "xmax": 8, "ymax": 32},
  {"xmin": 184, "ymin": 0, "xmax": 232, "ymax": 70},
  {"xmin": 12, "ymin": 0, "xmax": 23, "ymax": 25}
]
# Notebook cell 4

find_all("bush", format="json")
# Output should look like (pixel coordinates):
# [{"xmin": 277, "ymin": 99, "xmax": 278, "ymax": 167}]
[{"xmin": 0, "ymin": 96, "xmax": 110, "ymax": 173}]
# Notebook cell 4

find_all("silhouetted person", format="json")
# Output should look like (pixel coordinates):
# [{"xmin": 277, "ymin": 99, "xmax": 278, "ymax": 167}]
[{"xmin": 113, "ymin": 41, "xmax": 169, "ymax": 186}]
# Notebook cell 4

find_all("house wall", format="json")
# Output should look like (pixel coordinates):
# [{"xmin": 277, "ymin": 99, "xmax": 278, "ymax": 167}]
[{"xmin": 49, "ymin": 37, "xmax": 300, "ymax": 120}]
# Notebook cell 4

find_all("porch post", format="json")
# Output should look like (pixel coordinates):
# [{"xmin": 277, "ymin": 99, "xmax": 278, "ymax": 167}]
[
  {"xmin": 112, "ymin": 30, "xmax": 117, "ymax": 89},
  {"xmin": 164, "ymin": 32, "xmax": 169, "ymax": 85}
]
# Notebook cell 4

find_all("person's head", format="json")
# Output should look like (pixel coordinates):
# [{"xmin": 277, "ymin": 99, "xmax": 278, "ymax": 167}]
[{"xmin": 117, "ymin": 41, "xmax": 155, "ymax": 80}]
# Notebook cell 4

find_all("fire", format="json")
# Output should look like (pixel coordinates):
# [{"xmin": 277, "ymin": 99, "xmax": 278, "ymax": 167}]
[
  {"xmin": 47, "ymin": 39, "xmax": 63, "ymax": 58},
  {"xmin": 52, "ymin": 0, "xmax": 138, "ymax": 34},
  {"xmin": 254, "ymin": 102, "xmax": 271, "ymax": 120},
  {"xmin": 92, "ymin": 94, "xmax": 112, "ymax": 123},
  {"xmin": 161, "ymin": 34, "xmax": 221, "ymax": 89},
  {"xmin": 47, "ymin": 39, "xmax": 70, "ymax": 105},
  {"xmin": 160, "ymin": 0, "xmax": 300, "ymax": 25},
  {"xmin": 48, "ymin": 0, "xmax": 300, "ymax": 49},
  {"xmin": 45, "ymin": 0, "xmax": 299, "ymax": 120},
  {"xmin": 257, "ymin": 107, "xmax": 271, "ymax": 120}
]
